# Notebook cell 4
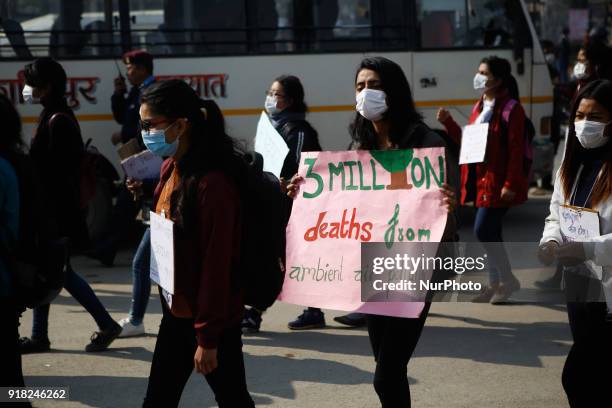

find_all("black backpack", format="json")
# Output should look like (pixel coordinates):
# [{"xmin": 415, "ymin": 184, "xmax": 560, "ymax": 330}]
[
  {"xmin": 4, "ymin": 154, "xmax": 67, "ymax": 309},
  {"xmin": 239, "ymin": 152, "xmax": 287, "ymax": 310}
]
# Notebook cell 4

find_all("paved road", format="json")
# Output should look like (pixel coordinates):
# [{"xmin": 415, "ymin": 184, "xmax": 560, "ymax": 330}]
[{"xmin": 19, "ymin": 197, "xmax": 571, "ymax": 408}]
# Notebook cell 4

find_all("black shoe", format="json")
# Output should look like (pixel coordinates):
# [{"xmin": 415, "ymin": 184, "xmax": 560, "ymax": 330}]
[
  {"xmin": 84, "ymin": 245, "xmax": 116, "ymax": 267},
  {"xmin": 288, "ymin": 309, "xmax": 325, "ymax": 330},
  {"xmin": 534, "ymin": 276, "xmax": 562, "ymax": 290},
  {"xmin": 241, "ymin": 308, "xmax": 263, "ymax": 335},
  {"xmin": 333, "ymin": 313, "xmax": 367, "ymax": 328},
  {"xmin": 85, "ymin": 322, "xmax": 121, "ymax": 352},
  {"xmin": 19, "ymin": 337, "xmax": 51, "ymax": 354}
]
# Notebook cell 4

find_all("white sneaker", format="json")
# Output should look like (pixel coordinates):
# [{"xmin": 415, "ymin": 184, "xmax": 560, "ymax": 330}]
[{"xmin": 118, "ymin": 317, "xmax": 145, "ymax": 338}]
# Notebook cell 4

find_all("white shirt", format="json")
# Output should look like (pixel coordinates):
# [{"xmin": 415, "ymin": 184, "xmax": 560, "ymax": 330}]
[{"xmin": 475, "ymin": 98, "xmax": 496, "ymax": 124}]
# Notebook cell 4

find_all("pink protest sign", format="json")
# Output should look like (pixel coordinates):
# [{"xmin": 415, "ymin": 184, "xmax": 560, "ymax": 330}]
[{"xmin": 279, "ymin": 148, "xmax": 448, "ymax": 318}]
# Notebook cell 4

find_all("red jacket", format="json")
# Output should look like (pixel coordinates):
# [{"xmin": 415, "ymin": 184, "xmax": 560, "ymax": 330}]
[
  {"xmin": 442, "ymin": 93, "xmax": 529, "ymax": 208},
  {"xmin": 153, "ymin": 159, "xmax": 244, "ymax": 348}
]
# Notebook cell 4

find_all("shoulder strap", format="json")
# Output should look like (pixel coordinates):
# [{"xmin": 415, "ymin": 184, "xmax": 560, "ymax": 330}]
[
  {"xmin": 49, "ymin": 112, "xmax": 80, "ymax": 133},
  {"xmin": 501, "ymin": 99, "xmax": 518, "ymax": 124}
]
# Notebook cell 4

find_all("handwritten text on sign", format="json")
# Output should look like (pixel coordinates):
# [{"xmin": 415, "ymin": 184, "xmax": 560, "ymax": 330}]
[
  {"xmin": 149, "ymin": 211, "xmax": 175, "ymax": 294},
  {"xmin": 279, "ymin": 149, "xmax": 448, "ymax": 318}
]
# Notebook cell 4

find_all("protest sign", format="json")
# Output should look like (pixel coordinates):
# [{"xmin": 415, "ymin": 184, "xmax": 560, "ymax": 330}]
[
  {"xmin": 279, "ymin": 148, "xmax": 448, "ymax": 318},
  {"xmin": 150, "ymin": 211, "xmax": 175, "ymax": 294},
  {"xmin": 121, "ymin": 150, "xmax": 163, "ymax": 180},
  {"xmin": 254, "ymin": 112, "xmax": 289, "ymax": 179}
]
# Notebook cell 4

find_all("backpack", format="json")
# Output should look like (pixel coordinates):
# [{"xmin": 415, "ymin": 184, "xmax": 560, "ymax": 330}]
[
  {"xmin": 49, "ymin": 113, "xmax": 120, "ymax": 210},
  {"xmin": 239, "ymin": 152, "xmax": 287, "ymax": 310},
  {"xmin": 499, "ymin": 100, "xmax": 536, "ymax": 180},
  {"xmin": 3, "ymin": 154, "xmax": 67, "ymax": 309}
]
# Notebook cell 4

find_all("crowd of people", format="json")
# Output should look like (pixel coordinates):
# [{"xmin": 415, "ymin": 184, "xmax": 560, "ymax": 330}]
[{"xmin": 1, "ymin": 41, "xmax": 611, "ymax": 407}]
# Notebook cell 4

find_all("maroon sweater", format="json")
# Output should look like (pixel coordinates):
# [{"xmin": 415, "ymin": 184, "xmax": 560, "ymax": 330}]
[{"xmin": 153, "ymin": 159, "xmax": 244, "ymax": 348}]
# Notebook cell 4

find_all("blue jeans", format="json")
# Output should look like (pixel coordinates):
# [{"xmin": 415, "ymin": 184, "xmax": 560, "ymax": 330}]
[
  {"xmin": 129, "ymin": 228, "xmax": 151, "ymax": 326},
  {"xmin": 474, "ymin": 207, "xmax": 513, "ymax": 286},
  {"xmin": 32, "ymin": 262, "xmax": 115, "ymax": 340}
]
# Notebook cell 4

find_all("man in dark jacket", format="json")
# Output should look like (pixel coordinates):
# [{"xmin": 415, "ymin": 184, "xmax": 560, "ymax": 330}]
[
  {"xmin": 111, "ymin": 50, "xmax": 156, "ymax": 146},
  {"xmin": 89, "ymin": 50, "xmax": 157, "ymax": 266}
]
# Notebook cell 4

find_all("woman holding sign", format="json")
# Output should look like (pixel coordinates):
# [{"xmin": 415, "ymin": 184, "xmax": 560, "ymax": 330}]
[
  {"xmin": 437, "ymin": 56, "xmax": 528, "ymax": 304},
  {"xmin": 140, "ymin": 80, "xmax": 254, "ymax": 407},
  {"xmin": 289, "ymin": 56, "xmax": 457, "ymax": 408},
  {"xmin": 242, "ymin": 75, "xmax": 323, "ymax": 334},
  {"xmin": 538, "ymin": 79, "xmax": 612, "ymax": 408}
]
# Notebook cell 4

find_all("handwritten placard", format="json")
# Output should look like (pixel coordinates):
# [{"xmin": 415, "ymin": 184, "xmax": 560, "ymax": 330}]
[
  {"xmin": 254, "ymin": 112, "xmax": 289, "ymax": 179},
  {"xmin": 560, "ymin": 205, "xmax": 600, "ymax": 242},
  {"xmin": 459, "ymin": 123, "xmax": 489, "ymax": 165},
  {"xmin": 121, "ymin": 150, "xmax": 163, "ymax": 180},
  {"xmin": 279, "ymin": 149, "xmax": 448, "ymax": 318},
  {"xmin": 149, "ymin": 211, "xmax": 175, "ymax": 294}
]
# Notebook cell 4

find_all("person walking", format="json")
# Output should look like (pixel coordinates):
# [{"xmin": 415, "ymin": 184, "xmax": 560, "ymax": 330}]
[
  {"xmin": 538, "ymin": 79, "xmax": 612, "ymax": 408},
  {"xmin": 287, "ymin": 56, "xmax": 456, "ymax": 408},
  {"xmin": 140, "ymin": 80, "xmax": 254, "ymax": 407},
  {"xmin": 437, "ymin": 56, "xmax": 528, "ymax": 304},
  {"xmin": 19, "ymin": 58, "xmax": 121, "ymax": 353}
]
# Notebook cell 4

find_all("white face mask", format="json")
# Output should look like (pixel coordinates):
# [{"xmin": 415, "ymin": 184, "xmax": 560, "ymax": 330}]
[
  {"xmin": 22, "ymin": 84, "xmax": 39, "ymax": 104},
  {"xmin": 473, "ymin": 73, "xmax": 489, "ymax": 91},
  {"xmin": 573, "ymin": 62, "xmax": 587, "ymax": 80},
  {"xmin": 356, "ymin": 89, "xmax": 388, "ymax": 122},
  {"xmin": 265, "ymin": 95, "xmax": 282, "ymax": 115},
  {"xmin": 574, "ymin": 120, "xmax": 610, "ymax": 149}
]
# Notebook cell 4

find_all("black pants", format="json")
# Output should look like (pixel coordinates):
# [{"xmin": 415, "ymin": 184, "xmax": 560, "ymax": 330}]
[
  {"xmin": 0, "ymin": 298, "xmax": 32, "ymax": 407},
  {"xmin": 143, "ymin": 295, "xmax": 254, "ymax": 408},
  {"xmin": 366, "ymin": 302, "xmax": 431, "ymax": 408},
  {"xmin": 562, "ymin": 271, "xmax": 612, "ymax": 407}
]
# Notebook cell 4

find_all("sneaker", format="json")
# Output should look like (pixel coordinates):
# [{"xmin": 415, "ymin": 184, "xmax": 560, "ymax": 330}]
[
  {"xmin": 491, "ymin": 277, "xmax": 521, "ymax": 305},
  {"xmin": 333, "ymin": 313, "xmax": 367, "ymax": 328},
  {"xmin": 241, "ymin": 308, "xmax": 263, "ymax": 335},
  {"xmin": 19, "ymin": 337, "xmax": 51, "ymax": 354},
  {"xmin": 471, "ymin": 285, "xmax": 499, "ymax": 303},
  {"xmin": 85, "ymin": 322, "xmax": 122, "ymax": 352},
  {"xmin": 118, "ymin": 317, "xmax": 145, "ymax": 338},
  {"xmin": 288, "ymin": 309, "xmax": 325, "ymax": 330}
]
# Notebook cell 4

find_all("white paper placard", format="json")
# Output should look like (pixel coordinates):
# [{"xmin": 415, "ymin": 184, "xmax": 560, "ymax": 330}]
[
  {"xmin": 254, "ymin": 111, "xmax": 290, "ymax": 178},
  {"xmin": 459, "ymin": 123, "xmax": 489, "ymax": 165},
  {"xmin": 149, "ymin": 211, "xmax": 175, "ymax": 294},
  {"xmin": 121, "ymin": 150, "xmax": 163, "ymax": 180},
  {"xmin": 560, "ymin": 205, "xmax": 601, "ymax": 242}
]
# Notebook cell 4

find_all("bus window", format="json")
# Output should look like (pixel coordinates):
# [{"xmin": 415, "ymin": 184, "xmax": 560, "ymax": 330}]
[
  {"xmin": 332, "ymin": 0, "xmax": 371, "ymax": 51},
  {"xmin": 416, "ymin": 0, "xmax": 532, "ymax": 50},
  {"xmin": 0, "ymin": 0, "xmax": 118, "ymax": 59},
  {"xmin": 371, "ymin": 0, "xmax": 410, "ymax": 50},
  {"xmin": 417, "ymin": 0, "xmax": 468, "ymax": 48}
]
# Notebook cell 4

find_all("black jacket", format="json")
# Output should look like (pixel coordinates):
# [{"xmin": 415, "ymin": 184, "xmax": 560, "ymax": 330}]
[
  {"xmin": 29, "ymin": 98, "xmax": 87, "ymax": 245},
  {"xmin": 277, "ymin": 119, "xmax": 322, "ymax": 180},
  {"xmin": 111, "ymin": 77, "xmax": 155, "ymax": 145}
]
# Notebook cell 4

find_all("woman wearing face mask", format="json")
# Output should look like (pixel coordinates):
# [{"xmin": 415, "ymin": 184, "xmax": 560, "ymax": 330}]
[
  {"xmin": 288, "ymin": 56, "xmax": 457, "ymax": 408},
  {"xmin": 20, "ymin": 58, "xmax": 122, "ymax": 353},
  {"xmin": 436, "ymin": 55, "xmax": 528, "ymax": 304},
  {"xmin": 242, "ymin": 75, "xmax": 324, "ymax": 333},
  {"xmin": 572, "ymin": 42, "xmax": 612, "ymax": 95},
  {"xmin": 140, "ymin": 80, "xmax": 254, "ymax": 408},
  {"xmin": 538, "ymin": 79, "xmax": 612, "ymax": 408}
]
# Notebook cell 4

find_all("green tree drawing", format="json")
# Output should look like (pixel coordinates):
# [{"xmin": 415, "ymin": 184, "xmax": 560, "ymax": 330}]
[{"xmin": 370, "ymin": 150, "xmax": 413, "ymax": 190}]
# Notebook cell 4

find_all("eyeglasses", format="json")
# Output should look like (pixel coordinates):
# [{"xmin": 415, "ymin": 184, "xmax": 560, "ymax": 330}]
[
  {"xmin": 266, "ymin": 91, "xmax": 285, "ymax": 98},
  {"xmin": 139, "ymin": 119, "xmax": 174, "ymax": 135}
]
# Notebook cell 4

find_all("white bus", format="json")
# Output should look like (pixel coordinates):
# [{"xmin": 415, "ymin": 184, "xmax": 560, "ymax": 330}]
[{"xmin": 1, "ymin": 0, "xmax": 553, "ymax": 175}]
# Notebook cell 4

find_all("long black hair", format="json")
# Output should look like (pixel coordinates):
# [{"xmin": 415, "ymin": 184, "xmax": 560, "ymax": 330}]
[
  {"xmin": 350, "ymin": 57, "xmax": 422, "ymax": 149},
  {"xmin": 561, "ymin": 79, "xmax": 612, "ymax": 207},
  {"xmin": 582, "ymin": 42, "xmax": 612, "ymax": 81},
  {"xmin": 23, "ymin": 57, "xmax": 67, "ymax": 101},
  {"xmin": 274, "ymin": 75, "xmax": 308, "ymax": 114},
  {"xmin": 0, "ymin": 93, "xmax": 25, "ymax": 159},
  {"xmin": 140, "ymin": 79, "xmax": 245, "ymax": 229},
  {"xmin": 481, "ymin": 56, "xmax": 520, "ymax": 101}
]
